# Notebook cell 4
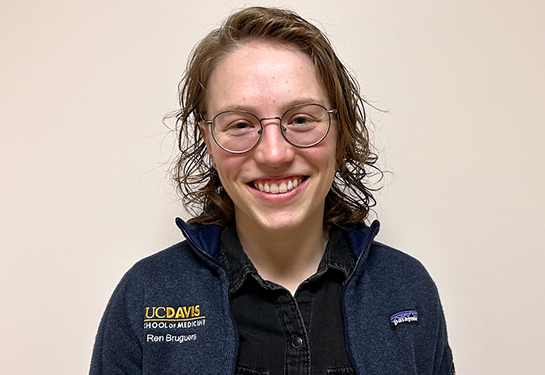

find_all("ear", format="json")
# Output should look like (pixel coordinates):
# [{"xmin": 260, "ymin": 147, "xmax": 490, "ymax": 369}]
[{"xmin": 199, "ymin": 120, "xmax": 213, "ymax": 157}]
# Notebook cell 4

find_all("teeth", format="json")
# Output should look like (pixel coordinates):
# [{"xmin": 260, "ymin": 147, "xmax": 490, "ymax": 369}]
[{"xmin": 253, "ymin": 178, "xmax": 302, "ymax": 194}]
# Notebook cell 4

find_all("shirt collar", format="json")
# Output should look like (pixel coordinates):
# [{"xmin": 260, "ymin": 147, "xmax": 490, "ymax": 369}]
[{"xmin": 219, "ymin": 224, "xmax": 355, "ymax": 295}]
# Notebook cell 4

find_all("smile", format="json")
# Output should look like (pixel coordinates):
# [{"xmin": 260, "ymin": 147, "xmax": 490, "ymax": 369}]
[{"xmin": 252, "ymin": 177, "xmax": 304, "ymax": 194}]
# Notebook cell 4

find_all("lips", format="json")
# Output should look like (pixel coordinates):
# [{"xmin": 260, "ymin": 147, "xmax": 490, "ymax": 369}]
[{"xmin": 252, "ymin": 177, "xmax": 303, "ymax": 194}]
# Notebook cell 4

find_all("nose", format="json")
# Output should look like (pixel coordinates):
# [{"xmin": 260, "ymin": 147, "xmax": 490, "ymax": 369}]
[{"xmin": 253, "ymin": 118, "xmax": 295, "ymax": 166}]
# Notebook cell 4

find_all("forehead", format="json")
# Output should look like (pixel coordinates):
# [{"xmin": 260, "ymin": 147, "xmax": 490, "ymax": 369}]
[{"xmin": 206, "ymin": 40, "xmax": 329, "ymax": 114}]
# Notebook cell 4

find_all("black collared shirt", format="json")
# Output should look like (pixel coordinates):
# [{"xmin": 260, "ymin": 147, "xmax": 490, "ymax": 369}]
[{"xmin": 219, "ymin": 225, "xmax": 356, "ymax": 375}]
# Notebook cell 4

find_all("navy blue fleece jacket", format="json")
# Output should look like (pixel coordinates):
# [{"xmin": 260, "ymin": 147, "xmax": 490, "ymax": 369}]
[{"xmin": 90, "ymin": 219, "xmax": 454, "ymax": 374}]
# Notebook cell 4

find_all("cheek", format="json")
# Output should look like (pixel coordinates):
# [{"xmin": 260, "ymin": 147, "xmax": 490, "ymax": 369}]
[
  {"xmin": 213, "ymin": 154, "xmax": 247, "ymax": 186},
  {"xmin": 308, "ymin": 144, "xmax": 337, "ymax": 189},
  {"xmin": 323, "ymin": 143, "xmax": 339, "ymax": 187},
  {"xmin": 322, "ymin": 136, "xmax": 339, "ymax": 168}
]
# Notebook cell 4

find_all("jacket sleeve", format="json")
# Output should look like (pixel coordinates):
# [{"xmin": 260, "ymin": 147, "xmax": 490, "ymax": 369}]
[
  {"xmin": 434, "ymin": 299, "xmax": 455, "ymax": 375},
  {"xmin": 89, "ymin": 271, "xmax": 143, "ymax": 375}
]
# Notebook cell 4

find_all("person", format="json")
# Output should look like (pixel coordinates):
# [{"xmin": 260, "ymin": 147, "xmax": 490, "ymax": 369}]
[{"xmin": 90, "ymin": 6, "xmax": 454, "ymax": 375}]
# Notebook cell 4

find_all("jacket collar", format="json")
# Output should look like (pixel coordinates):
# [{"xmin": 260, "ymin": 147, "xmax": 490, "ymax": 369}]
[
  {"xmin": 344, "ymin": 220, "xmax": 380, "ymax": 276},
  {"xmin": 176, "ymin": 217, "xmax": 380, "ymax": 265},
  {"xmin": 344, "ymin": 220, "xmax": 380, "ymax": 259},
  {"xmin": 175, "ymin": 218, "xmax": 223, "ymax": 260}
]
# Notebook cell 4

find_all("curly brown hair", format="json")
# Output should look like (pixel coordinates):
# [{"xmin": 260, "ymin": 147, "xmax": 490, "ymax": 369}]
[{"xmin": 170, "ymin": 6, "xmax": 382, "ymax": 227}]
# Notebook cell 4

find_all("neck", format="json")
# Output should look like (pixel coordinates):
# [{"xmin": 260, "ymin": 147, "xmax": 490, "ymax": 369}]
[{"xmin": 235, "ymin": 219, "xmax": 328, "ymax": 295}]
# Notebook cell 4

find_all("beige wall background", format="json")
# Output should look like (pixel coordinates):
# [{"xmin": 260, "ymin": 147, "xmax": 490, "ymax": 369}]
[{"xmin": 1, "ymin": 0, "xmax": 544, "ymax": 373}]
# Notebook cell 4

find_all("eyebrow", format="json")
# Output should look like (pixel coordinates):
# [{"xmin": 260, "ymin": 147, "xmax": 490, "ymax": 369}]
[{"xmin": 215, "ymin": 97, "xmax": 330, "ymax": 115}]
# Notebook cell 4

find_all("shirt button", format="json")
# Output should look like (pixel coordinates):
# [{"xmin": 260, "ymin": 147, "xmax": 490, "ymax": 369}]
[{"xmin": 291, "ymin": 336, "xmax": 303, "ymax": 348}]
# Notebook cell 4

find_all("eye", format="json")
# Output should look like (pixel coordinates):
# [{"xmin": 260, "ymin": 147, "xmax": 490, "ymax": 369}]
[
  {"xmin": 229, "ymin": 121, "xmax": 251, "ymax": 130},
  {"xmin": 286, "ymin": 113, "xmax": 317, "ymax": 131},
  {"xmin": 221, "ymin": 120, "xmax": 258, "ymax": 137},
  {"xmin": 293, "ymin": 116, "xmax": 309, "ymax": 125},
  {"xmin": 215, "ymin": 111, "xmax": 259, "ymax": 135}
]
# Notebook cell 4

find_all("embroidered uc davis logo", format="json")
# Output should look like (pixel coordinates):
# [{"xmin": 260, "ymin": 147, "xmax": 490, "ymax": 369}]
[
  {"xmin": 143, "ymin": 305, "xmax": 206, "ymax": 330},
  {"xmin": 389, "ymin": 310, "xmax": 419, "ymax": 330}
]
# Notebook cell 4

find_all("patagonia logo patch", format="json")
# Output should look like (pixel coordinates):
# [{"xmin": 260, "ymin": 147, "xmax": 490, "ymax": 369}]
[{"xmin": 390, "ymin": 310, "xmax": 419, "ymax": 330}]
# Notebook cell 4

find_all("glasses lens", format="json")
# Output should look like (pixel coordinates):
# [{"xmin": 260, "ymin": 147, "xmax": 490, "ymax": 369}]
[
  {"xmin": 212, "ymin": 111, "xmax": 261, "ymax": 152},
  {"xmin": 281, "ymin": 104, "xmax": 331, "ymax": 147}
]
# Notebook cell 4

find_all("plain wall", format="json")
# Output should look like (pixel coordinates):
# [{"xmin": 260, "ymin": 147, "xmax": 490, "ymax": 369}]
[{"xmin": 1, "ymin": 0, "xmax": 544, "ymax": 373}]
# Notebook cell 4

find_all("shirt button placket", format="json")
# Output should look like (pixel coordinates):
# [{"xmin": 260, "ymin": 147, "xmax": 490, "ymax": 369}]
[{"xmin": 276, "ymin": 291, "xmax": 310, "ymax": 375}]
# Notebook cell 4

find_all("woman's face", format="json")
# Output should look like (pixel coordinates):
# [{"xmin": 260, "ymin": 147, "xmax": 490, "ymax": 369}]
[{"xmin": 201, "ymin": 40, "xmax": 337, "ymax": 234}]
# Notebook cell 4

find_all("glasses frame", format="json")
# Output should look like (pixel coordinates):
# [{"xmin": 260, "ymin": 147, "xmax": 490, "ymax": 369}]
[{"xmin": 202, "ymin": 103, "xmax": 337, "ymax": 154}]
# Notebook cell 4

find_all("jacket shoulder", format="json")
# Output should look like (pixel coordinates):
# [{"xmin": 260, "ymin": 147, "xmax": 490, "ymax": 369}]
[
  {"xmin": 104, "ymin": 240, "xmax": 223, "ymax": 322},
  {"xmin": 127, "ymin": 241, "xmax": 197, "ymax": 278},
  {"xmin": 367, "ymin": 241, "xmax": 434, "ymax": 281}
]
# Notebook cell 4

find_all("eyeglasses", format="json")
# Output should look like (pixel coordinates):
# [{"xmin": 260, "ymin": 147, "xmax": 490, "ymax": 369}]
[{"xmin": 202, "ymin": 103, "xmax": 337, "ymax": 154}]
